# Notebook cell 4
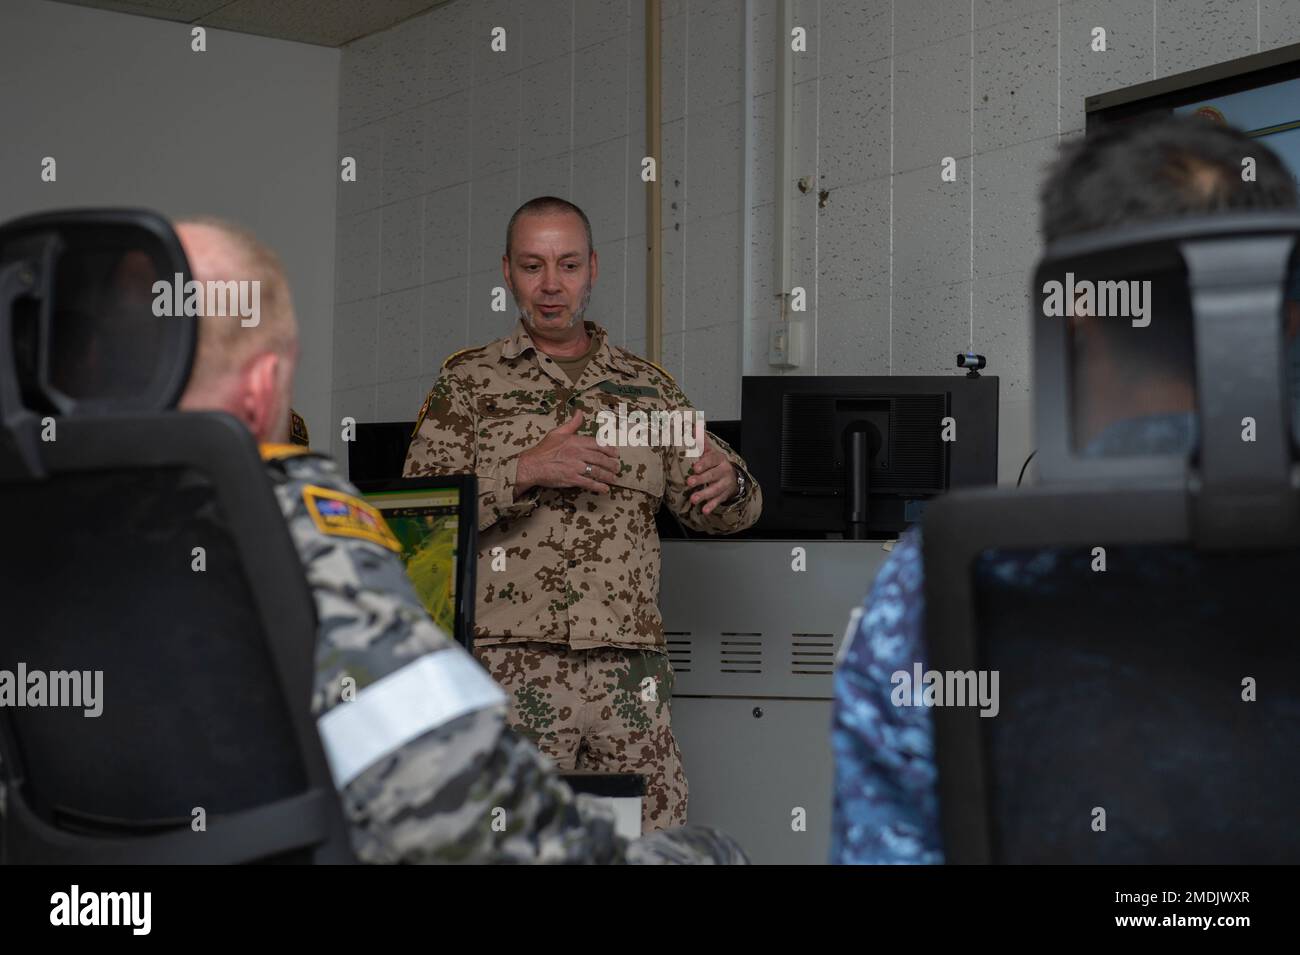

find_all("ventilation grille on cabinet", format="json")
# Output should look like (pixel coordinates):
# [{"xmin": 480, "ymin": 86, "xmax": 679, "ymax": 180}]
[
  {"xmin": 720, "ymin": 633, "xmax": 762, "ymax": 674},
  {"xmin": 792, "ymin": 633, "xmax": 836, "ymax": 676},
  {"xmin": 665, "ymin": 633, "xmax": 692, "ymax": 672}
]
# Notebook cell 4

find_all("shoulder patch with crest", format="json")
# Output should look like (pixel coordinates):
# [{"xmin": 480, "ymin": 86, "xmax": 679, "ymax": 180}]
[{"xmin": 302, "ymin": 484, "xmax": 401, "ymax": 552}]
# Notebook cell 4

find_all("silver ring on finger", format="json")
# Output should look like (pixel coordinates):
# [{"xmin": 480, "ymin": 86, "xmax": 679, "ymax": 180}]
[{"xmin": 584, "ymin": 464, "xmax": 593, "ymax": 476}]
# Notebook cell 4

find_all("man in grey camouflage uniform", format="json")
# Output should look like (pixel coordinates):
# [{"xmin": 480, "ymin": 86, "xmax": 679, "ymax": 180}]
[
  {"xmin": 403, "ymin": 197, "xmax": 763, "ymax": 831},
  {"xmin": 170, "ymin": 216, "xmax": 746, "ymax": 863}
]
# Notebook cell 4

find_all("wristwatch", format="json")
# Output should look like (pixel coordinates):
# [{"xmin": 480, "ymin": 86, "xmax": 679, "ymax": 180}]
[{"xmin": 729, "ymin": 470, "xmax": 748, "ymax": 504}]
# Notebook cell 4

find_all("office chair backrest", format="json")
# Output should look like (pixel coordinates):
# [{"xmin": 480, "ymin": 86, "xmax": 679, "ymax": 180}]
[
  {"xmin": 926, "ymin": 484, "xmax": 1300, "ymax": 864},
  {"xmin": 977, "ymin": 539, "xmax": 1299, "ymax": 863},
  {"xmin": 0, "ymin": 414, "xmax": 354, "ymax": 863}
]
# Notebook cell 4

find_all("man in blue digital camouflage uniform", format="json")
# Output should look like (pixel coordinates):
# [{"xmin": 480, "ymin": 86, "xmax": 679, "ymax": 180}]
[{"xmin": 831, "ymin": 115, "xmax": 1300, "ymax": 864}]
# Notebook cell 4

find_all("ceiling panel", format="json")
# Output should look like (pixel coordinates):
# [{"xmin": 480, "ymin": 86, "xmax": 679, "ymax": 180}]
[{"xmin": 52, "ymin": 0, "xmax": 456, "ymax": 47}]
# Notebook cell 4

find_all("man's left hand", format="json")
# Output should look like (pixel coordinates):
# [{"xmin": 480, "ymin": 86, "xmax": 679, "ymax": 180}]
[{"xmin": 686, "ymin": 431, "xmax": 739, "ymax": 515}]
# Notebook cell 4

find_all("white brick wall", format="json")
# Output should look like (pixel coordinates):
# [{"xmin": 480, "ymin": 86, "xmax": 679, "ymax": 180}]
[{"xmin": 336, "ymin": 0, "xmax": 1300, "ymax": 479}]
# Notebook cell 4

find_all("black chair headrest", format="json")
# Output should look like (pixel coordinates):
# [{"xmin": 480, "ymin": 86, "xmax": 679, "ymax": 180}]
[
  {"xmin": 1032, "ymin": 212, "xmax": 1300, "ymax": 492},
  {"xmin": 0, "ymin": 208, "xmax": 195, "ymax": 478},
  {"xmin": 0, "ymin": 208, "xmax": 197, "ymax": 416}
]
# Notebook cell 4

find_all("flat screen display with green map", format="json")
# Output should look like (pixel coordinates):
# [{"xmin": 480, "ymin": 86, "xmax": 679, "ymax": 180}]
[{"xmin": 364, "ymin": 487, "xmax": 462, "ymax": 638}]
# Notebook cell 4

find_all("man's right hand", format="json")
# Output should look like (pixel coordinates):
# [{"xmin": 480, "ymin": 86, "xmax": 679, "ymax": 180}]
[{"xmin": 514, "ymin": 410, "xmax": 621, "ymax": 497}]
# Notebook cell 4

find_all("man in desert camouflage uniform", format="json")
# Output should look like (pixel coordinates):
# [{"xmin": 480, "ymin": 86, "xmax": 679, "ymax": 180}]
[
  {"xmin": 404, "ymin": 197, "xmax": 762, "ymax": 831},
  {"xmin": 169, "ymin": 216, "xmax": 745, "ymax": 864}
]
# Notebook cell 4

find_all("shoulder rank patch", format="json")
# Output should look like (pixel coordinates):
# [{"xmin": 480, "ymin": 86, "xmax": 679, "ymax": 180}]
[
  {"xmin": 302, "ymin": 484, "xmax": 401, "ymax": 552},
  {"xmin": 441, "ymin": 345, "xmax": 486, "ymax": 370},
  {"xmin": 289, "ymin": 408, "xmax": 310, "ymax": 446},
  {"xmin": 413, "ymin": 387, "xmax": 434, "ymax": 437},
  {"xmin": 625, "ymin": 352, "xmax": 676, "ymax": 384},
  {"xmin": 646, "ymin": 359, "xmax": 674, "ymax": 381}
]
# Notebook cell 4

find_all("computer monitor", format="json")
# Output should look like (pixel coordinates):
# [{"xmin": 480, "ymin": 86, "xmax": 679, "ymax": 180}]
[
  {"xmin": 353, "ymin": 475, "xmax": 477, "ymax": 650},
  {"xmin": 740, "ymin": 375, "xmax": 999, "ymax": 539},
  {"xmin": 348, "ymin": 421, "xmax": 418, "ymax": 483}
]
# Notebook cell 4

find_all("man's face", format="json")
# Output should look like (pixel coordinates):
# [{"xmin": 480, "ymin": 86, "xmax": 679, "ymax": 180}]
[{"xmin": 502, "ymin": 211, "xmax": 597, "ymax": 341}]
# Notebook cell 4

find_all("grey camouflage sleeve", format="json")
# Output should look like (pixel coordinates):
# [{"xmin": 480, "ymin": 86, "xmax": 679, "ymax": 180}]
[{"xmin": 340, "ymin": 703, "xmax": 748, "ymax": 864}]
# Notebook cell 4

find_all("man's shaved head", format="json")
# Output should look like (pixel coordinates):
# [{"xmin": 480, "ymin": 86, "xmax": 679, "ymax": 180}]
[
  {"xmin": 176, "ymin": 217, "xmax": 298, "ymax": 443},
  {"xmin": 506, "ymin": 196, "xmax": 593, "ymax": 258},
  {"xmin": 177, "ymin": 216, "xmax": 296, "ymax": 384}
]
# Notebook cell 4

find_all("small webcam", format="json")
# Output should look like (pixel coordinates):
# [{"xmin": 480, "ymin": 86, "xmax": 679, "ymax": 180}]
[{"xmin": 956, "ymin": 352, "xmax": 986, "ymax": 378}]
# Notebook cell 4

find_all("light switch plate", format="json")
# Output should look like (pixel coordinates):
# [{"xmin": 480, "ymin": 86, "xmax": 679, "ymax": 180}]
[{"xmin": 769, "ymin": 319, "xmax": 804, "ymax": 369}]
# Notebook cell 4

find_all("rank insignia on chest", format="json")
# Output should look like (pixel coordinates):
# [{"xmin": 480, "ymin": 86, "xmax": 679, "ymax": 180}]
[
  {"xmin": 302, "ymin": 484, "xmax": 402, "ymax": 552},
  {"xmin": 597, "ymin": 381, "xmax": 660, "ymax": 399}
]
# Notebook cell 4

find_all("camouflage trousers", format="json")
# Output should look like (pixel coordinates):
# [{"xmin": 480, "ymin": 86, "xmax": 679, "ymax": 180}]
[{"xmin": 474, "ymin": 642, "xmax": 688, "ymax": 833}]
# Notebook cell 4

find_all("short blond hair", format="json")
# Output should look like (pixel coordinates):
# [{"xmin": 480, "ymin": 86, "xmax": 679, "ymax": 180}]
[{"xmin": 177, "ymin": 216, "xmax": 296, "ymax": 391}]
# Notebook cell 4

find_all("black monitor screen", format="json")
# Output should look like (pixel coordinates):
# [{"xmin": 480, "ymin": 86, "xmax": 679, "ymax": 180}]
[
  {"xmin": 779, "ymin": 392, "xmax": 948, "ymax": 496},
  {"xmin": 741, "ymin": 375, "xmax": 998, "ymax": 538},
  {"xmin": 349, "ymin": 421, "xmax": 417, "ymax": 482}
]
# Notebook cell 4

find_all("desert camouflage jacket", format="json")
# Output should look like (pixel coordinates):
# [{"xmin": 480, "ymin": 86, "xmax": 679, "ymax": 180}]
[{"xmin": 402, "ymin": 320, "xmax": 762, "ymax": 651}]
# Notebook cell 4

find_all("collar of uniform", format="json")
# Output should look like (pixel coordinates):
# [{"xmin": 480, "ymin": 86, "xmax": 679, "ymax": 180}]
[
  {"xmin": 500, "ymin": 320, "xmax": 637, "ymax": 376},
  {"xmin": 259, "ymin": 442, "xmax": 313, "ymax": 461},
  {"xmin": 590, "ymin": 324, "xmax": 638, "ymax": 377},
  {"xmin": 501, "ymin": 320, "xmax": 537, "ymax": 361}
]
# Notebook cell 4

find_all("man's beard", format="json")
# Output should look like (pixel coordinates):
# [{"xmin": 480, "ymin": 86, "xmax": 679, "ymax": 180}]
[{"xmin": 517, "ymin": 283, "xmax": 593, "ymax": 331}]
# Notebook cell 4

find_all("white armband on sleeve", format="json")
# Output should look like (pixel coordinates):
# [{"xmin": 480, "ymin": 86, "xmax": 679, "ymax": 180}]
[{"xmin": 316, "ymin": 649, "xmax": 507, "ymax": 788}]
